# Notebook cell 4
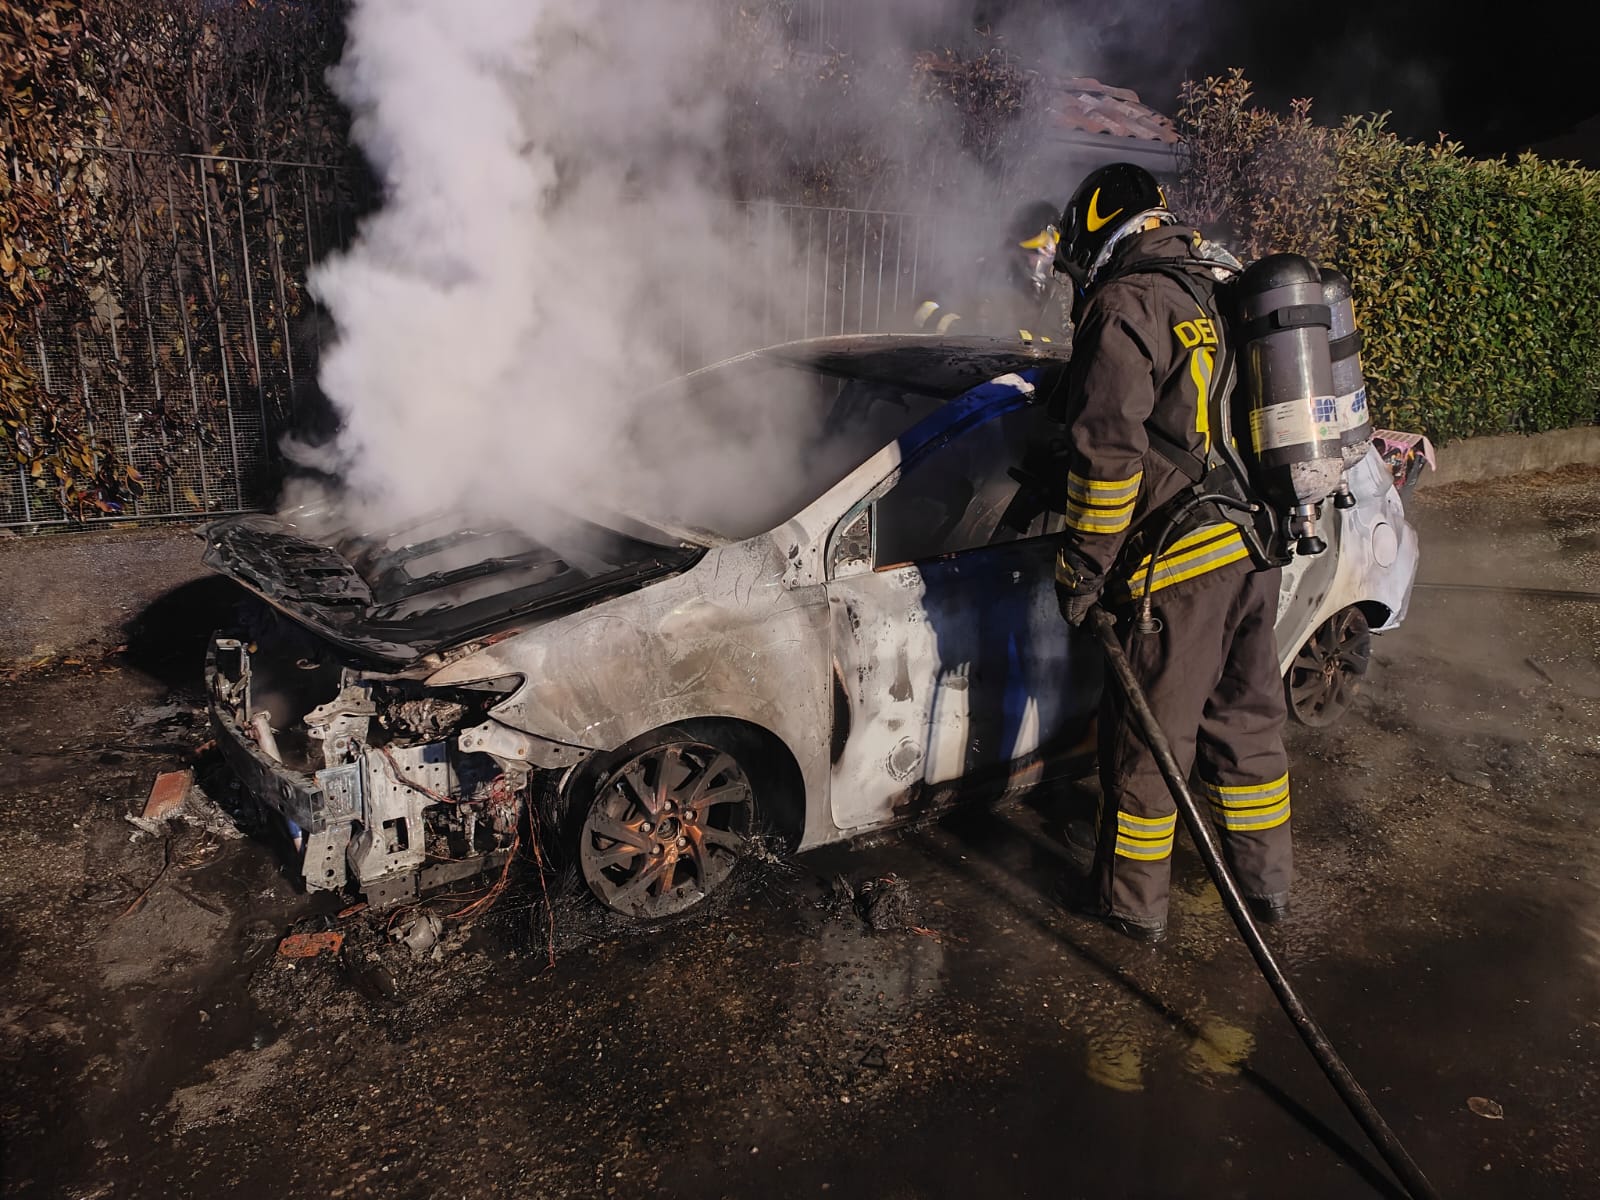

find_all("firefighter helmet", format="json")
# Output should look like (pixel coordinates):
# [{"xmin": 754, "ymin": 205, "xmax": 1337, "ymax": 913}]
[{"xmin": 1055, "ymin": 163, "xmax": 1170, "ymax": 283}]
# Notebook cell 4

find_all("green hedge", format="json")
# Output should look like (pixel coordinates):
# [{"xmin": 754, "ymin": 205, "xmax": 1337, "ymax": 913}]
[
  {"xmin": 1334, "ymin": 127, "xmax": 1600, "ymax": 440},
  {"xmin": 1177, "ymin": 75, "xmax": 1600, "ymax": 444}
]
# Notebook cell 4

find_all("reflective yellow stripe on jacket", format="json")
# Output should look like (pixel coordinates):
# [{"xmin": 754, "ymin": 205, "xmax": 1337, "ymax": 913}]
[
  {"xmin": 1202, "ymin": 773, "xmax": 1291, "ymax": 832},
  {"xmin": 1115, "ymin": 521, "xmax": 1251, "ymax": 599},
  {"xmin": 1065, "ymin": 470, "xmax": 1141, "ymax": 534}
]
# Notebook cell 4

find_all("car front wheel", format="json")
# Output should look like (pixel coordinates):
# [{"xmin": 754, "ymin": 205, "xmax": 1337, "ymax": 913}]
[{"xmin": 573, "ymin": 728, "xmax": 757, "ymax": 920}]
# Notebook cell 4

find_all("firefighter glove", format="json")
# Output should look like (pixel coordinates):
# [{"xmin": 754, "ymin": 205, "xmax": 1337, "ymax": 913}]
[
  {"xmin": 1057, "ymin": 583, "xmax": 1099, "ymax": 627},
  {"xmin": 1055, "ymin": 547, "xmax": 1102, "ymax": 627}
]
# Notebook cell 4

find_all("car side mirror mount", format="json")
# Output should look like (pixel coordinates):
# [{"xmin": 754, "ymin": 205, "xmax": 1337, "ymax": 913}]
[{"xmin": 828, "ymin": 506, "xmax": 873, "ymax": 579}]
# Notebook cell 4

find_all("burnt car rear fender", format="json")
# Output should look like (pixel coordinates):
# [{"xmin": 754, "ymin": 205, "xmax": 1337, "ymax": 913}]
[{"xmin": 1274, "ymin": 446, "xmax": 1419, "ymax": 675}]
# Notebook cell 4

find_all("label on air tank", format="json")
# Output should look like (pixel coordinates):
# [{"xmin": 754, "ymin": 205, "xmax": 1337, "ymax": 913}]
[
  {"xmin": 1337, "ymin": 386, "xmax": 1369, "ymax": 431},
  {"xmin": 1251, "ymin": 398, "xmax": 1340, "ymax": 453}
]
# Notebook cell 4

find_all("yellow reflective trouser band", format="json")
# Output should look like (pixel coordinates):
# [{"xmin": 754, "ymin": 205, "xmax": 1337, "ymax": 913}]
[
  {"xmin": 1065, "ymin": 470, "xmax": 1141, "ymax": 534},
  {"xmin": 1068, "ymin": 470, "xmax": 1142, "ymax": 503},
  {"xmin": 1119, "ymin": 522, "xmax": 1249, "ymax": 598},
  {"xmin": 1202, "ymin": 773, "xmax": 1291, "ymax": 832},
  {"xmin": 935, "ymin": 311, "xmax": 962, "ymax": 333},
  {"xmin": 913, "ymin": 301, "xmax": 939, "ymax": 329},
  {"xmin": 1113, "ymin": 810, "xmax": 1177, "ymax": 861}
]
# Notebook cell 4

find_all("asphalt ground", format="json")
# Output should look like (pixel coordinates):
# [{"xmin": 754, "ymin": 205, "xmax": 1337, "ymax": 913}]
[{"xmin": 2, "ymin": 467, "xmax": 1597, "ymax": 1199}]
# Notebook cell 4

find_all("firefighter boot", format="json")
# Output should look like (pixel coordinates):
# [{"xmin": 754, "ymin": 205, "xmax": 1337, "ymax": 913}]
[
  {"xmin": 1057, "ymin": 871, "xmax": 1168, "ymax": 943},
  {"xmin": 1246, "ymin": 892, "xmax": 1290, "ymax": 924}
]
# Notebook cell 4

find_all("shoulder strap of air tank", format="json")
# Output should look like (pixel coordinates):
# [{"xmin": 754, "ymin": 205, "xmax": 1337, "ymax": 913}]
[{"xmin": 1116, "ymin": 259, "xmax": 1287, "ymax": 569}]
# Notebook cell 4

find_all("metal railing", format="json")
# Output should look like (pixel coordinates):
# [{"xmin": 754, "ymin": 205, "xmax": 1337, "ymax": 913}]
[
  {"xmin": 3, "ymin": 145, "xmax": 363, "ymax": 530},
  {"xmin": 677, "ymin": 201, "xmax": 939, "ymax": 367},
  {"xmin": 4, "ymin": 147, "xmax": 945, "ymax": 531}
]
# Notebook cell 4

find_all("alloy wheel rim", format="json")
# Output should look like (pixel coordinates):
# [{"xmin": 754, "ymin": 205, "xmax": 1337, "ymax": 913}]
[
  {"xmin": 579, "ymin": 740, "xmax": 753, "ymax": 918},
  {"xmin": 1288, "ymin": 608, "xmax": 1373, "ymax": 726}
]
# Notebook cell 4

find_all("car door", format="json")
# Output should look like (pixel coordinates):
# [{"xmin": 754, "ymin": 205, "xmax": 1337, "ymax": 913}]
[{"xmin": 823, "ymin": 384, "xmax": 1100, "ymax": 834}]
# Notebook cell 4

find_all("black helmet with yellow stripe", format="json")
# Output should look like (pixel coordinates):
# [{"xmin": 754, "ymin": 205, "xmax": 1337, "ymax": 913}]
[{"xmin": 1055, "ymin": 163, "xmax": 1170, "ymax": 284}]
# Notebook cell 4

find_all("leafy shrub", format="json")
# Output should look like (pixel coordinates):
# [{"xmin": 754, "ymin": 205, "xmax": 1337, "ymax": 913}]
[{"xmin": 1176, "ymin": 70, "xmax": 1600, "ymax": 443}]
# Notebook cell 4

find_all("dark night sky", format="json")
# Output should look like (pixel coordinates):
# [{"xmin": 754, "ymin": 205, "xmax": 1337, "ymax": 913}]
[{"xmin": 989, "ymin": 0, "xmax": 1599, "ymax": 162}]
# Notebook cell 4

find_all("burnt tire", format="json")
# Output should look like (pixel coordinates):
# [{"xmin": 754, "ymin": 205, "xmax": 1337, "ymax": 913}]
[
  {"xmin": 565, "ymin": 724, "xmax": 769, "ymax": 921},
  {"xmin": 1285, "ymin": 605, "xmax": 1372, "ymax": 728}
]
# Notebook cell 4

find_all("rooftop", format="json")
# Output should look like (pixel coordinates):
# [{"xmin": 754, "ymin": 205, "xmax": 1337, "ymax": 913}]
[
  {"xmin": 1042, "ymin": 76, "xmax": 1179, "ymax": 145},
  {"xmin": 911, "ymin": 53, "xmax": 1179, "ymax": 145}
]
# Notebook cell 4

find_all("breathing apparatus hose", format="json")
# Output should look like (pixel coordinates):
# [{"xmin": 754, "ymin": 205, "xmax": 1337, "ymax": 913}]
[
  {"xmin": 1086, "ymin": 606, "xmax": 1441, "ymax": 1200},
  {"xmin": 1135, "ymin": 493, "xmax": 1260, "ymax": 634}
]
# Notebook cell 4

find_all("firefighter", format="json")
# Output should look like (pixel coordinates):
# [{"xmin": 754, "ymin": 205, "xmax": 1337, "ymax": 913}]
[
  {"xmin": 911, "ymin": 200, "xmax": 1072, "ymax": 345},
  {"xmin": 1049, "ymin": 162, "xmax": 1292, "ymax": 943}
]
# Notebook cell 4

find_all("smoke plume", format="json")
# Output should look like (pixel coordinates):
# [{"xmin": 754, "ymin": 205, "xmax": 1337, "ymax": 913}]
[{"xmin": 300, "ymin": 0, "xmax": 1155, "ymax": 541}]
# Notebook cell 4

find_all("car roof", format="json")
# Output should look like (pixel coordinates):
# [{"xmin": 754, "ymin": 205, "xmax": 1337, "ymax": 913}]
[{"xmin": 698, "ymin": 334, "xmax": 1072, "ymax": 399}]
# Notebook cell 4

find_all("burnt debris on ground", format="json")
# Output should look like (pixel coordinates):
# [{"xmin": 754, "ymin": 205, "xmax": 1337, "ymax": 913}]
[{"xmin": 2, "ymin": 470, "xmax": 1599, "ymax": 1199}]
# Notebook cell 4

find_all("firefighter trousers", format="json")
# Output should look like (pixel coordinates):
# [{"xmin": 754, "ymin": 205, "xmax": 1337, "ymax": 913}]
[{"xmin": 1094, "ymin": 562, "xmax": 1292, "ymax": 926}]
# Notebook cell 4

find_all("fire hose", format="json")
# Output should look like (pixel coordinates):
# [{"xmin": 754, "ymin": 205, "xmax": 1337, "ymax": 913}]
[{"xmin": 1087, "ymin": 606, "xmax": 1441, "ymax": 1200}]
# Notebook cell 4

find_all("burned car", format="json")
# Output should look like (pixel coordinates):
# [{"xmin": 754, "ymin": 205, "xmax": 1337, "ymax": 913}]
[{"xmin": 205, "ymin": 336, "xmax": 1420, "ymax": 919}]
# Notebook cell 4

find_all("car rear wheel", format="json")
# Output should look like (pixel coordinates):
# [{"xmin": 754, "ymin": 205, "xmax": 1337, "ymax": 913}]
[
  {"xmin": 575, "ymin": 730, "xmax": 756, "ymax": 920},
  {"xmin": 1285, "ymin": 605, "xmax": 1372, "ymax": 727}
]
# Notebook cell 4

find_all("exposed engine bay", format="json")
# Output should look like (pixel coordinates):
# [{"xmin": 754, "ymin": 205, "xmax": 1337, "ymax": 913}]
[{"xmin": 207, "ymin": 616, "xmax": 534, "ymax": 908}]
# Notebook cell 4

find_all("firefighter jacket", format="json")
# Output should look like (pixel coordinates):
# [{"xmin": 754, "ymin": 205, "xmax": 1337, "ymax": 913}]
[{"xmin": 1051, "ymin": 223, "xmax": 1251, "ymax": 600}]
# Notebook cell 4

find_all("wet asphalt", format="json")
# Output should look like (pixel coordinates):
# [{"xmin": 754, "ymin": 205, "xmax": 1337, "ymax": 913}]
[{"xmin": 2, "ymin": 468, "xmax": 1598, "ymax": 1199}]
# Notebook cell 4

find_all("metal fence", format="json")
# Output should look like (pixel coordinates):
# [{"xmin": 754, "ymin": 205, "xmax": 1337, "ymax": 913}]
[
  {"xmin": 3, "ymin": 146, "xmax": 364, "ymax": 530},
  {"xmin": 3, "ymin": 147, "xmax": 942, "ymax": 531},
  {"xmin": 685, "ymin": 201, "xmax": 940, "ymax": 364}
]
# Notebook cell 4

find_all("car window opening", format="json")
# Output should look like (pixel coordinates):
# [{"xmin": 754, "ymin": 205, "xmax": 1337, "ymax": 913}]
[{"xmin": 873, "ymin": 401, "xmax": 1058, "ymax": 569}]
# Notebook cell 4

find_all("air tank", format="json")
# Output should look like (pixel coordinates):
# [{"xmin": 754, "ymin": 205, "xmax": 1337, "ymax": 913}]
[
  {"xmin": 1321, "ymin": 266, "xmax": 1373, "ymax": 485},
  {"xmin": 1234, "ymin": 253, "xmax": 1343, "ymax": 555}
]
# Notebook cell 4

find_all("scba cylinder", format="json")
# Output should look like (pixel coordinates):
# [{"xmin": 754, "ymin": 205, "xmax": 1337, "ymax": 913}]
[
  {"xmin": 1320, "ymin": 267, "xmax": 1373, "ymax": 470},
  {"xmin": 1235, "ymin": 253, "xmax": 1343, "ymax": 554}
]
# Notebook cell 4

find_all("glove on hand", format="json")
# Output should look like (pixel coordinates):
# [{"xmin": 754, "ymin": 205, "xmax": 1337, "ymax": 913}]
[
  {"xmin": 1056, "ymin": 580, "xmax": 1099, "ymax": 627},
  {"xmin": 1055, "ymin": 547, "xmax": 1102, "ymax": 627}
]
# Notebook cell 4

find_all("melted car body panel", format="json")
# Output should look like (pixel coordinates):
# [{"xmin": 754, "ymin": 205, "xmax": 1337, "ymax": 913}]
[
  {"xmin": 826, "ymin": 539, "xmax": 1098, "ymax": 833},
  {"xmin": 429, "ymin": 532, "xmax": 840, "ymax": 847}
]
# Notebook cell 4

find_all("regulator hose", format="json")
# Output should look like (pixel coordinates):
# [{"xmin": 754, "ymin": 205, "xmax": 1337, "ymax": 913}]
[
  {"xmin": 1087, "ymin": 605, "xmax": 1441, "ymax": 1200},
  {"xmin": 1135, "ymin": 492, "xmax": 1260, "ymax": 633}
]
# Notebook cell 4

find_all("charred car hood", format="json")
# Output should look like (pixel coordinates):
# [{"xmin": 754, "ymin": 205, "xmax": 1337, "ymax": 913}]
[{"xmin": 203, "ymin": 513, "xmax": 703, "ymax": 666}]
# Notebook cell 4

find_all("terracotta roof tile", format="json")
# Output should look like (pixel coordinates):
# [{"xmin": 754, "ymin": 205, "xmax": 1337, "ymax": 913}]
[
  {"xmin": 907, "ymin": 54, "xmax": 1179, "ymax": 145},
  {"xmin": 1046, "ymin": 78, "xmax": 1179, "ymax": 144}
]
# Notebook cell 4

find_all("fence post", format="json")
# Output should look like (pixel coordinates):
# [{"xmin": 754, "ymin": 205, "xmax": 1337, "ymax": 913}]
[
  {"xmin": 128, "ymin": 154, "xmax": 179, "ymax": 515},
  {"xmin": 232, "ymin": 160, "xmax": 272, "ymax": 464},
  {"xmin": 198, "ymin": 159, "xmax": 245, "ymax": 507},
  {"xmin": 167, "ymin": 167, "xmax": 215, "ymax": 513}
]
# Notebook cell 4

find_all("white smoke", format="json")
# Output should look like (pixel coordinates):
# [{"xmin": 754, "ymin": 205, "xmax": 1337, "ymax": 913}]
[
  {"xmin": 300, "ymin": 0, "xmax": 1140, "ymax": 542},
  {"xmin": 304, "ymin": 0, "xmax": 796, "ymax": 539}
]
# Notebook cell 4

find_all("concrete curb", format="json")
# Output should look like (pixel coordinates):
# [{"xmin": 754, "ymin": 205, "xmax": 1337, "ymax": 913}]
[{"xmin": 1420, "ymin": 424, "xmax": 1600, "ymax": 488}]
